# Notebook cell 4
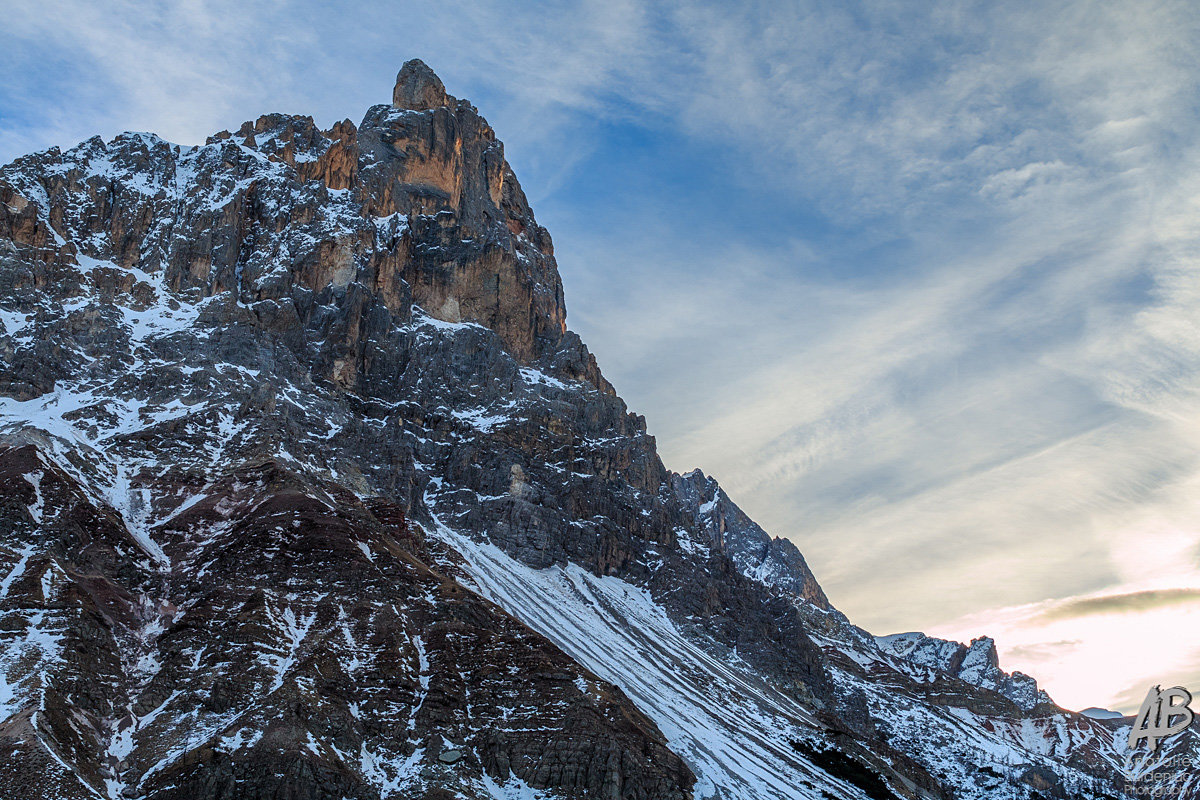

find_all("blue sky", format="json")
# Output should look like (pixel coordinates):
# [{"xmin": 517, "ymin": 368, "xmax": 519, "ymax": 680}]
[{"xmin": 5, "ymin": 0, "xmax": 1200, "ymax": 711}]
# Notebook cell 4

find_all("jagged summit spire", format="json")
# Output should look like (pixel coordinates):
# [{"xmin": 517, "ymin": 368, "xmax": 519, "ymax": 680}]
[{"xmin": 392, "ymin": 58, "xmax": 452, "ymax": 111}]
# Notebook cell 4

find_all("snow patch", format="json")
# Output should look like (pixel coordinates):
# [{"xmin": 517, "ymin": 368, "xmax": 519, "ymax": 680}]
[{"xmin": 519, "ymin": 367, "xmax": 568, "ymax": 391}]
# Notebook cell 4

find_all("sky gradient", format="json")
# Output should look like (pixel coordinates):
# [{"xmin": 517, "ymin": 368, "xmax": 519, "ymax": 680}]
[{"xmin": 4, "ymin": 0, "xmax": 1199, "ymax": 713}]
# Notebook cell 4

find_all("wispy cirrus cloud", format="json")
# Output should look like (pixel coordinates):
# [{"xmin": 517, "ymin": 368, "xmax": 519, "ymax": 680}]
[{"xmin": 1043, "ymin": 588, "xmax": 1200, "ymax": 621}]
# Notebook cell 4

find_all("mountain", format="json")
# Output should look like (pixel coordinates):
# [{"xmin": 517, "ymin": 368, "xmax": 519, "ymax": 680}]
[{"xmin": 0, "ymin": 59, "xmax": 1193, "ymax": 800}]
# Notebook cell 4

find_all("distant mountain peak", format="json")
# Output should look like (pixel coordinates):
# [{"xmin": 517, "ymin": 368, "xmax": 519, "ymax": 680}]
[{"xmin": 875, "ymin": 630, "xmax": 1052, "ymax": 710}]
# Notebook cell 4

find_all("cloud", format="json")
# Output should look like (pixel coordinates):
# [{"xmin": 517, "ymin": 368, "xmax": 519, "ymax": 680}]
[
  {"xmin": 1042, "ymin": 589, "xmax": 1200, "ymax": 622},
  {"xmin": 0, "ymin": 2, "xmax": 278, "ymax": 150}
]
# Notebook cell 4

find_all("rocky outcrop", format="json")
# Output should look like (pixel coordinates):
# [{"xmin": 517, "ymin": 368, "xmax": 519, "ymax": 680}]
[
  {"xmin": 672, "ymin": 468, "xmax": 830, "ymax": 608},
  {"xmin": 392, "ymin": 59, "xmax": 453, "ymax": 111},
  {"xmin": 875, "ymin": 632, "xmax": 1052, "ymax": 711}
]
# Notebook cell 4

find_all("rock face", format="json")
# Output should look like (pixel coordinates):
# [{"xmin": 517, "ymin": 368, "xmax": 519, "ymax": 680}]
[
  {"xmin": 875, "ymin": 632, "xmax": 1051, "ymax": 711},
  {"xmin": 392, "ymin": 59, "xmax": 452, "ymax": 111},
  {"xmin": 672, "ymin": 468, "xmax": 829, "ymax": 608},
  {"xmin": 0, "ymin": 446, "xmax": 691, "ymax": 800},
  {"xmin": 0, "ymin": 60, "xmax": 1189, "ymax": 799}
]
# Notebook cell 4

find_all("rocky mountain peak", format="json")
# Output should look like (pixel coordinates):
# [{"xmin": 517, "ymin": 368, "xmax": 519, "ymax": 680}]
[
  {"xmin": 392, "ymin": 58, "xmax": 452, "ymax": 111},
  {"xmin": 0, "ymin": 62, "xmax": 1180, "ymax": 800}
]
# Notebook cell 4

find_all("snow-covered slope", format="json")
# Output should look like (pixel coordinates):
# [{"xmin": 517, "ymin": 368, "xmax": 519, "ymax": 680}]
[{"xmin": 435, "ymin": 526, "xmax": 857, "ymax": 800}]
